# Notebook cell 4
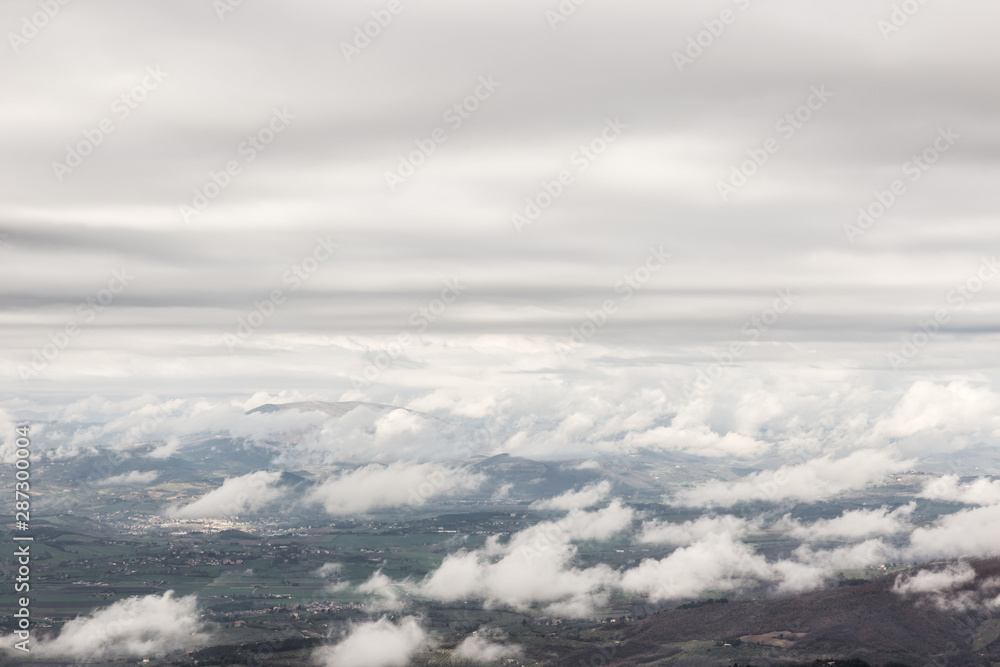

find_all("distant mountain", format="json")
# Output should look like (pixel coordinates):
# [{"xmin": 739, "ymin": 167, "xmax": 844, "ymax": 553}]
[
  {"xmin": 274, "ymin": 471, "xmax": 310, "ymax": 486},
  {"xmin": 245, "ymin": 400, "xmax": 408, "ymax": 417},
  {"xmin": 558, "ymin": 559, "xmax": 1000, "ymax": 666},
  {"xmin": 473, "ymin": 452, "xmax": 549, "ymax": 474}
]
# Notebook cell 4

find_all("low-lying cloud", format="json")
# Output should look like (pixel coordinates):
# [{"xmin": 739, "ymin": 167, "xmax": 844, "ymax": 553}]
[
  {"xmin": 621, "ymin": 533, "xmax": 773, "ymax": 601},
  {"xmin": 313, "ymin": 616, "xmax": 429, "ymax": 667},
  {"xmin": 672, "ymin": 450, "xmax": 913, "ymax": 507},
  {"xmin": 357, "ymin": 570, "xmax": 406, "ymax": 612},
  {"xmin": 93, "ymin": 470, "xmax": 159, "ymax": 487},
  {"xmin": 920, "ymin": 475, "xmax": 1000, "ymax": 506},
  {"xmin": 14, "ymin": 592, "xmax": 205, "ymax": 660},
  {"xmin": 894, "ymin": 562, "xmax": 977, "ymax": 596},
  {"xmin": 773, "ymin": 504, "xmax": 915, "ymax": 542},
  {"xmin": 531, "ymin": 480, "xmax": 611, "ymax": 511},
  {"xmin": 893, "ymin": 562, "xmax": 1000, "ymax": 612},
  {"xmin": 453, "ymin": 632, "xmax": 523, "ymax": 662},
  {"xmin": 417, "ymin": 501, "xmax": 634, "ymax": 616},
  {"xmin": 167, "ymin": 471, "xmax": 283, "ymax": 519},
  {"xmin": 305, "ymin": 462, "xmax": 484, "ymax": 515},
  {"xmin": 638, "ymin": 514, "xmax": 759, "ymax": 546},
  {"xmin": 907, "ymin": 503, "xmax": 1000, "ymax": 560}
]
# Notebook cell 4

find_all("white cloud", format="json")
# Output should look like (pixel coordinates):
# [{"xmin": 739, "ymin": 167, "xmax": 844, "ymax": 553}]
[
  {"xmin": 672, "ymin": 449, "xmax": 912, "ymax": 507},
  {"xmin": 772, "ymin": 539, "xmax": 898, "ymax": 594},
  {"xmin": 890, "ymin": 562, "xmax": 999, "ymax": 612},
  {"xmin": 769, "ymin": 559, "xmax": 829, "ymax": 595},
  {"xmin": 291, "ymin": 406, "xmax": 478, "ymax": 464},
  {"xmin": 491, "ymin": 482, "xmax": 514, "ymax": 502},
  {"xmin": 358, "ymin": 570, "xmax": 406, "ymax": 612},
  {"xmin": 624, "ymin": 426, "xmax": 770, "ymax": 459},
  {"xmin": 417, "ymin": 501, "xmax": 633, "ymax": 615},
  {"xmin": 167, "ymin": 471, "xmax": 283, "ymax": 519},
  {"xmin": 453, "ymin": 632, "xmax": 523, "ymax": 662},
  {"xmin": 920, "ymin": 475, "xmax": 1000, "ymax": 506},
  {"xmin": 11, "ymin": 592, "xmax": 206, "ymax": 660},
  {"xmin": 620, "ymin": 533, "xmax": 773, "ymax": 601},
  {"xmin": 313, "ymin": 616, "xmax": 429, "ymax": 667},
  {"xmin": 531, "ymin": 480, "xmax": 611, "ymax": 511},
  {"xmin": 13, "ymin": 377, "xmax": 1000, "ymax": 474},
  {"xmin": 92, "ymin": 470, "xmax": 159, "ymax": 487},
  {"xmin": 872, "ymin": 381, "xmax": 1000, "ymax": 448},
  {"xmin": 148, "ymin": 437, "xmax": 183, "ymax": 459},
  {"xmin": 623, "ymin": 531, "xmax": 902, "ymax": 600},
  {"xmin": 772, "ymin": 503, "xmax": 915, "ymax": 542},
  {"xmin": 637, "ymin": 514, "xmax": 758, "ymax": 546},
  {"xmin": 306, "ymin": 462, "xmax": 483, "ymax": 515},
  {"xmin": 315, "ymin": 562, "xmax": 343, "ymax": 577},
  {"xmin": 894, "ymin": 562, "xmax": 976, "ymax": 595},
  {"xmin": 794, "ymin": 538, "xmax": 897, "ymax": 572},
  {"xmin": 907, "ymin": 503, "xmax": 1000, "ymax": 559}
]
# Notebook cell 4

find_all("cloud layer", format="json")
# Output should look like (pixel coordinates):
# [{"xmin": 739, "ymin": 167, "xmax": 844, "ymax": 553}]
[
  {"xmin": 10, "ymin": 592, "xmax": 205, "ymax": 660},
  {"xmin": 306, "ymin": 462, "xmax": 484, "ymax": 515},
  {"xmin": 167, "ymin": 470, "xmax": 283, "ymax": 518},
  {"xmin": 672, "ymin": 449, "xmax": 914, "ymax": 507},
  {"xmin": 313, "ymin": 616, "xmax": 429, "ymax": 667}
]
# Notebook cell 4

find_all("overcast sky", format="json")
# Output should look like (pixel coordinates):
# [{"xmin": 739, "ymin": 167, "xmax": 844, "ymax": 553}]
[{"xmin": 2, "ymin": 1, "xmax": 999, "ymax": 411}]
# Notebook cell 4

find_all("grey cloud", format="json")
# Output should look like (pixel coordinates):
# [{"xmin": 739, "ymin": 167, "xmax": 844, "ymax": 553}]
[{"xmin": 1, "ymin": 1, "xmax": 998, "ymax": 425}]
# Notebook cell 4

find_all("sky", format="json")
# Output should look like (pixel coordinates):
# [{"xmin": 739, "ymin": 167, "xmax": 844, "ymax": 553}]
[
  {"xmin": 2, "ymin": 8, "xmax": 1000, "ymax": 654},
  {"xmin": 2, "ymin": 1, "xmax": 1000, "ymax": 462}
]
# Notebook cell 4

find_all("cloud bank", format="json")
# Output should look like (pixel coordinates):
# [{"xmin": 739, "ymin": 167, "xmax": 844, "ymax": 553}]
[
  {"xmin": 12, "ymin": 592, "xmax": 205, "ymax": 660},
  {"xmin": 453, "ymin": 632, "xmax": 523, "ymax": 662},
  {"xmin": 920, "ymin": 475, "xmax": 1000, "ymax": 506},
  {"xmin": 167, "ymin": 470, "xmax": 283, "ymax": 518},
  {"xmin": 672, "ymin": 449, "xmax": 913, "ymax": 507},
  {"xmin": 93, "ymin": 470, "xmax": 159, "ymax": 487},
  {"xmin": 531, "ymin": 480, "xmax": 611, "ymax": 511},
  {"xmin": 305, "ymin": 462, "xmax": 484, "ymax": 515},
  {"xmin": 313, "ymin": 616, "xmax": 429, "ymax": 667},
  {"xmin": 772, "ymin": 504, "xmax": 915, "ymax": 542},
  {"xmin": 418, "ymin": 501, "xmax": 634, "ymax": 616}
]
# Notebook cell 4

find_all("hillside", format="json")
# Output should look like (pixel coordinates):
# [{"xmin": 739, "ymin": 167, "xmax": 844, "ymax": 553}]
[{"xmin": 557, "ymin": 559, "xmax": 1000, "ymax": 666}]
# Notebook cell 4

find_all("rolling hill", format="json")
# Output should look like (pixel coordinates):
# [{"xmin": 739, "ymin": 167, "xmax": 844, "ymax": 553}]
[{"xmin": 557, "ymin": 559, "xmax": 1000, "ymax": 666}]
